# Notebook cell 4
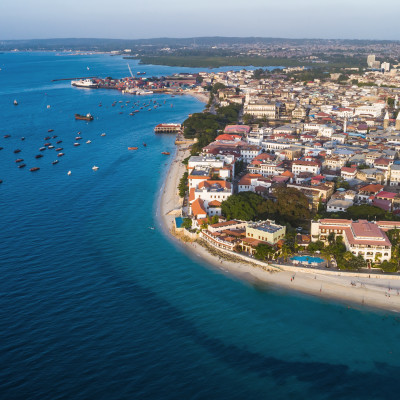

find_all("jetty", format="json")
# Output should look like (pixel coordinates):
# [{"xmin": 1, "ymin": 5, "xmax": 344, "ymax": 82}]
[{"xmin": 154, "ymin": 123, "xmax": 182, "ymax": 134}]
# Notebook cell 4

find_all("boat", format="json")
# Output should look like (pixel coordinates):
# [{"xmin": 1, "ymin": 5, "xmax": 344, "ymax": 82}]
[
  {"xmin": 15, "ymin": 158, "xmax": 24, "ymax": 163},
  {"xmin": 161, "ymin": 152, "xmax": 170, "ymax": 155},
  {"xmin": 14, "ymin": 100, "xmax": 18, "ymax": 105},
  {"xmin": 48, "ymin": 145, "xmax": 54, "ymax": 149},
  {"xmin": 48, "ymin": 129, "xmax": 54, "ymax": 132},
  {"xmin": 101, "ymin": 133, "xmax": 106, "ymax": 136},
  {"xmin": 57, "ymin": 152, "xmax": 64, "ymax": 157},
  {"xmin": 44, "ymin": 136, "xmax": 51, "ymax": 140},
  {"xmin": 75, "ymin": 137, "xmax": 82, "ymax": 140},
  {"xmin": 67, "ymin": 170, "xmax": 71, "ymax": 175},
  {"xmin": 73, "ymin": 143, "xmax": 80, "ymax": 146},
  {"xmin": 0, "ymin": 147, "xmax": 3, "ymax": 150},
  {"xmin": 75, "ymin": 113, "xmax": 93, "ymax": 121},
  {"xmin": 143, "ymin": 143, "xmax": 147, "ymax": 147},
  {"xmin": 92, "ymin": 166, "xmax": 99, "ymax": 171},
  {"xmin": 35, "ymin": 154, "xmax": 43, "ymax": 159},
  {"xmin": 128, "ymin": 147, "xmax": 138, "ymax": 150},
  {"xmin": 18, "ymin": 164, "xmax": 26, "ymax": 168},
  {"xmin": 86, "ymin": 140, "xmax": 91, "ymax": 144},
  {"xmin": 14, "ymin": 149, "xmax": 21, "ymax": 153},
  {"xmin": 47, "ymin": 105, "xmax": 51, "ymax": 109},
  {"xmin": 39, "ymin": 147, "xmax": 46, "ymax": 151},
  {"xmin": 56, "ymin": 140, "xmax": 62, "ymax": 144},
  {"xmin": 30, "ymin": 167, "xmax": 40, "ymax": 172},
  {"xmin": 4, "ymin": 134, "xmax": 10, "ymax": 138},
  {"xmin": 52, "ymin": 160, "xmax": 59, "ymax": 165},
  {"xmin": 44, "ymin": 142, "xmax": 51, "ymax": 146},
  {"xmin": 71, "ymin": 79, "xmax": 98, "ymax": 88},
  {"xmin": 52, "ymin": 135, "xmax": 57, "ymax": 139},
  {"xmin": 21, "ymin": 137, "xmax": 25, "ymax": 141}
]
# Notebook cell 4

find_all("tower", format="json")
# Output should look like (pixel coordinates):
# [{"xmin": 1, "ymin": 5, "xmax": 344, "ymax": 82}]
[
  {"xmin": 395, "ymin": 95, "xmax": 398, "ymax": 109},
  {"xmin": 384, "ymin": 110, "xmax": 390, "ymax": 129},
  {"xmin": 396, "ymin": 112, "xmax": 400, "ymax": 131},
  {"xmin": 343, "ymin": 118, "xmax": 347, "ymax": 133}
]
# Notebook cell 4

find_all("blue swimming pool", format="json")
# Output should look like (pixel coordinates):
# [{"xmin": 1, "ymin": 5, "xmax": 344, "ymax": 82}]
[{"xmin": 291, "ymin": 256, "xmax": 324, "ymax": 264}]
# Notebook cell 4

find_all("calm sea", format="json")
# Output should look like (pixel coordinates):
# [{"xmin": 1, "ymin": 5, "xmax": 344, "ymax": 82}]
[{"xmin": 1, "ymin": 52, "xmax": 400, "ymax": 400}]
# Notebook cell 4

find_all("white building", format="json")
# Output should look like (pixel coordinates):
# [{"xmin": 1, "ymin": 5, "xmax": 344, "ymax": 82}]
[
  {"xmin": 311, "ymin": 219, "xmax": 392, "ymax": 263},
  {"xmin": 292, "ymin": 161, "xmax": 321, "ymax": 177}
]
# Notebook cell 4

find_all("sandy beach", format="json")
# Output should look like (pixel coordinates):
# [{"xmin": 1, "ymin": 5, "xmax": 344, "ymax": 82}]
[{"xmin": 158, "ymin": 145, "xmax": 400, "ymax": 313}]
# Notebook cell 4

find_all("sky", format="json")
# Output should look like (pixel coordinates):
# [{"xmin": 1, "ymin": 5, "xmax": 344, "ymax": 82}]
[{"xmin": 0, "ymin": 0, "xmax": 399, "ymax": 41}]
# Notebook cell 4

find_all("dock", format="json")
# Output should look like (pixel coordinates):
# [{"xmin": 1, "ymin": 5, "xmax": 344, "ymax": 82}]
[
  {"xmin": 154, "ymin": 123, "xmax": 182, "ymax": 134},
  {"xmin": 52, "ymin": 76, "xmax": 98, "ymax": 82}
]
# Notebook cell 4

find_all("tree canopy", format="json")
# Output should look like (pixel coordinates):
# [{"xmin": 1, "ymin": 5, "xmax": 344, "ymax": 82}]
[{"xmin": 221, "ymin": 187, "xmax": 310, "ymax": 227}]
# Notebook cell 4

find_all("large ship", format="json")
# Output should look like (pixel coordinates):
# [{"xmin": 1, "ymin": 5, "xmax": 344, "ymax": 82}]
[{"xmin": 71, "ymin": 79, "xmax": 98, "ymax": 88}]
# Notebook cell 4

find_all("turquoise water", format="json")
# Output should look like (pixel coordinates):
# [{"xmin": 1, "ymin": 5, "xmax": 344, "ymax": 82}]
[
  {"xmin": 1, "ymin": 52, "xmax": 400, "ymax": 399},
  {"xmin": 292, "ymin": 256, "xmax": 325, "ymax": 264}
]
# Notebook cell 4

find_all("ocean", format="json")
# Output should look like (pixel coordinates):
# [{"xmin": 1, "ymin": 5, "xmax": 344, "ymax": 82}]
[{"xmin": 1, "ymin": 52, "xmax": 400, "ymax": 400}]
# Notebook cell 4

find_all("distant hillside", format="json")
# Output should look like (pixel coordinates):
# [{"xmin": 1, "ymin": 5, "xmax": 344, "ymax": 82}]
[{"xmin": 0, "ymin": 37, "xmax": 399, "ymax": 51}]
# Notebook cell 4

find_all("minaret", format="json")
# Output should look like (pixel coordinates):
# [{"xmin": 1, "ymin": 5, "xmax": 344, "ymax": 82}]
[
  {"xmin": 396, "ymin": 112, "xmax": 400, "ymax": 131},
  {"xmin": 384, "ymin": 110, "xmax": 390, "ymax": 129},
  {"xmin": 395, "ymin": 94, "xmax": 399, "ymax": 109},
  {"xmin": 343, "ymin": 118, "xmax": 347, "ymax": 133}
]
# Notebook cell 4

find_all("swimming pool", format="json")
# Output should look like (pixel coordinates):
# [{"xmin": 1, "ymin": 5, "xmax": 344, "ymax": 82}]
[{"xmin": 291, "ymin": 256, "xmax": 324, "ymax": 264}]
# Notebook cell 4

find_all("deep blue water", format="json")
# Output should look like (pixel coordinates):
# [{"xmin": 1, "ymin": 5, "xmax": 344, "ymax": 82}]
[{"xmin": 1, "ymin": 52, "xmax": 400, "ymax": 400}]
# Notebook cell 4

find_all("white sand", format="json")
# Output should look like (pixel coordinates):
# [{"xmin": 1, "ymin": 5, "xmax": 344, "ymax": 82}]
[{"xmin": 158, "ymin": 147, "xmax": 400, "ymax": 313}]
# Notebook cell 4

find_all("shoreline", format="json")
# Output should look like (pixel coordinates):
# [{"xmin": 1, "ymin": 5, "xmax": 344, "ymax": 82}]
[{"xmin": 158, "ymin": 143, "xmax": 400, "ymax": 314}]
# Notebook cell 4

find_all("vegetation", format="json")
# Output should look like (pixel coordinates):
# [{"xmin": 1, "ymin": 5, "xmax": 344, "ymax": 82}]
[
  {"xmin": 234, "ymin": 159, "xmax": 247, "ymax": 175},
  {"xmin": 220, "ymin": 187, "xmax": 310, "ymax": 227},
  {"xmin": 181, "ymin": 218, "xmax": 192, "ymax": 229},
  {"xmin": 320, "ymin": 204, "xmax": 400, "ymax": 222},
  {"xmin": 254, "ymin": 243, "xmax": 275, "ymax": 261},
  {"xmin": 183, "ymin": 104, "xmax": 241, "ymax": 156},
  {"xmin": 178, "ymin": 172, "xmax": 188, "ymax": 198}
]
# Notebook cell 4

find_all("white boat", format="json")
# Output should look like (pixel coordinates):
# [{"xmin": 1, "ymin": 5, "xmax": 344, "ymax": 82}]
[
  {"xmin": 67, "ymin": 170, "xmax": 71, "ymax": 175},
  {"xmin": 86, "ymin": 140, "xmax": 91, "ymax": 144},
  {"xmin": 101, "ymin": 133, "xmax": 106, "ymax": 136},
  {"xmin": 13, "ymin": 99, "xmax": 18, "ymax": 105},
  {"xmin": 47, "ymin": 105, "xmax": 51, "ymax": 109},
  {"xmin": 92, "ymin": 166, "xmax": 99, "ymax": 171},
  {"xmin": 71, "ymin": 79, "xmax": 98, "ymax": 88}
]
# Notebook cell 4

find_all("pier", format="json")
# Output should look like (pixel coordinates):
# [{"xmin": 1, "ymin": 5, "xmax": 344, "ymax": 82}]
[{"xmin": 154, "ymin": 123, "xmax": 182, "ymax": 134}]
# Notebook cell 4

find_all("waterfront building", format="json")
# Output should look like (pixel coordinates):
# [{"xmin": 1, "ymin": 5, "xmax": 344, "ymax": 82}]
[{"xmin": 311, "ymin": 219, "xmax": 392, "ymax": 263}]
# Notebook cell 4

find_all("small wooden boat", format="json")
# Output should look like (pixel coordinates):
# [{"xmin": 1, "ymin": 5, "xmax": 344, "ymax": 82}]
[
  {"xmin": 14, "ymin": 149, "xmax": 21, "ymax": 153},
  {"xmin": 161, "ymin": 152, "xmax": 170, "ymax": 155},
  {"xmin": 15, "ymin": 158, "xmax": 24, "ymax": 163},
  {"xmin": 52, "ymin": 160, "xmax": 59, "ymax": 165},
  {"xmin": 128, "ymin": 147, "xmax": 138, "ymax": 150},
  {"xmin": 44, "ymin": 136, "xmax": 51, "ymax": 140},
  {"xmin": 52, "ymin": 135, "xmax": 57, "ymax": 139},
  {"xmin": 48, "ymin": 129, "xmax": 54, "ymax": 133},
  {"xmin": 35, "ymin": 154, "xmax": 43, "ymax": 159},
  {"xmin": 57, "ymin": 152, "xmax": 64, "ymax": 157},
  {"xmin": 55, "ymin": 147, "xmax": 63, "ymax": 151},
  {"xmin": 30, "ymin": 167, "xmax": 40, "ymax": 172},
  {"xmin": 56, "ymin": 140, "xmax": 62, "ymax": 144},
  {"xmin": 143, "ymin": 143, "xmax": 147, "ymax": 147},
  {"xmin": 39, "ymin": 147, "xmax": 46, "ymax": 151},
  {"xmin": 73, "ymin": 143, "xmax": 80, "ymax": 146},
  {"xmin": 86, "ymin": 140, "xmax": 91, "ymax": 144},
  {"xmin": 75, "ymin": 113, "xmax": 93, "ymax": 121},
  {"xmin": 4, "ymin": 134, "xmax": 10, "ymax": 138},
  {"xmin": 92, "ymin": 166, "xmax": 99, "ymax": 171},
  {"xmin": 18, "ymin": 164, "xmax": 26, "ymax": 168},
  {"xmin": 21, "ymin": 137, "xmax": 25, "ymax": 141}
]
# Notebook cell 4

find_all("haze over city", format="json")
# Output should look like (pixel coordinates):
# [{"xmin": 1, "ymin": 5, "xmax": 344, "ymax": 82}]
[{"xmin": 0, "ymin": 0, "xmax": 399, "ymax": 40}]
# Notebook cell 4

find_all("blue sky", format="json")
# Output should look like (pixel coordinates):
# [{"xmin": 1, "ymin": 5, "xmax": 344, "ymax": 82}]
[{"xmin": 0, "ymin": 0, "xmax": 399, "ymax": 40}]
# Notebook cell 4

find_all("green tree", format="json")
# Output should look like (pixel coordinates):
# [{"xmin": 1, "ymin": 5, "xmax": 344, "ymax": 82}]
[
  {"xmin": 211, "ymin": 82, "xmax": 226, "ymax": 94},
  {"xmin": 308, "ymin": 240, "xmax": 325, "ymax": 252},
  {"xmin": 254, "ymin": 243, "xmax": 275, "ymax": 260},
  {"xmin": 181, "ymin": 218, "xmax": 192, "ymax": 229},
  {"xmin": 178, "ymin": 172, "xmax": 188, "ymax": 198}
]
